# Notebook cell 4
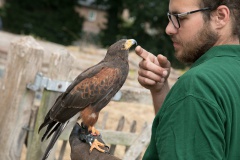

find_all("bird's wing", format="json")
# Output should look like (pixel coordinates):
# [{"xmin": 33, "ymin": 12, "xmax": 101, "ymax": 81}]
[{"xmin": 49, "ymin": 64, "xmax": 124, "ymax": 122}]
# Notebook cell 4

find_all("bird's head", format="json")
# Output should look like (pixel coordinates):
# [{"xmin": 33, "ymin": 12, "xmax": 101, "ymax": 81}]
[{"xmin": 105, "ymin": 39, "xmax": 137, "ymax": 60}]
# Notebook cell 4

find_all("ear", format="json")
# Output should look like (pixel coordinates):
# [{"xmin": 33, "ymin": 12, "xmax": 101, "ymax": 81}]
[{"xmin": 211, "ymin": 5, "xmax": 231, "ymax": 29}]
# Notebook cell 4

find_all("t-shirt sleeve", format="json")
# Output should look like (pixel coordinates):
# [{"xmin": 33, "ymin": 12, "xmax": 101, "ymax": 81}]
[{"xmin": 155, "ymin": 95, "xmax": 225, "ymax": 160}]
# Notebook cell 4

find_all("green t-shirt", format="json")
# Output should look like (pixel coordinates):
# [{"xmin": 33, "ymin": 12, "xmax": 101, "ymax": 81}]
[{"xmin": 143, "ymin": 45, "xmax": 240, "ymax": 160}]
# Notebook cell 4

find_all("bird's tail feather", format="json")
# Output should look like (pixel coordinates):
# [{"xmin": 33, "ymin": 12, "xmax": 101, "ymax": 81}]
[
  {"xmin": 41, "ymin": 121, "xmax": 69, "ymax": 160},
  {"xmin": 40, "ymin": 121, "xmax": 57, "ymax": 141},
  {"xmin": 46, "ymin": 123, "xmax": 61, "ymax": 139},
  {"xmin": 38, "ymin": 112, "xmax": 52, "ymax": 134}
]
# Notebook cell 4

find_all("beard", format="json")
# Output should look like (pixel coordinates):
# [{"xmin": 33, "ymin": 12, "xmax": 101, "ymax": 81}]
[{"xmin": 172, "ymin": 23, "xmax": 219, "ymax": 64}]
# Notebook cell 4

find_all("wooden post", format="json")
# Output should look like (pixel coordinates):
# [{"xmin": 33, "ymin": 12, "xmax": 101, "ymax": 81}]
[
  {"xmin": 26, "ymin": 49, "xmax": 76, "ymax": 160},
  {"xmin": 0, "ymin": 36, "xmax": 43, "ymax": 160}
]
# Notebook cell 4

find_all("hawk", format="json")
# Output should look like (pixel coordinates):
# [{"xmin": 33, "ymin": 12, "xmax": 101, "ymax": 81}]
[{"xmin": 38, "ymin": 39, "xmax": 137, "ymax": 159}]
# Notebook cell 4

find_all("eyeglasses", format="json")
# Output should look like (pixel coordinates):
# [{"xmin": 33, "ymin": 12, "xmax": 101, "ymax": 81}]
[{"xmin": 167, "ymin": 7, "xmax": 210, "ymax": 29}]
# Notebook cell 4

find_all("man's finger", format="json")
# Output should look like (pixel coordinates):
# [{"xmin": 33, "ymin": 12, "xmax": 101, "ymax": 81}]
[
  {"xmin": 157, "ymin": 54, "xmax": 171, "ymax": 68},
  {"xmin": 138, "ymin": 68, "xmax": 163, "ymax": 82},
  {"xmin": 139, "ymin": 60, "xmax": 164, "ymax": 76},
  {"xmin": 135, "ymin": 45, "xmax": 155, "ymax": 61},
  {"xmin": 138, "ymin": 75, "xmax": 157, "ymax": 86}
]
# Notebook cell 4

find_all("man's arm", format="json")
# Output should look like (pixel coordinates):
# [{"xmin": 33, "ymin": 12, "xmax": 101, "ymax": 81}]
[
  {"xmin": 150, "ymin": 80, "xmax": 170, "ymax": 114},
  {"xmin": 135, "ymin": 46, "xmax": 171, "ymax": 114}
]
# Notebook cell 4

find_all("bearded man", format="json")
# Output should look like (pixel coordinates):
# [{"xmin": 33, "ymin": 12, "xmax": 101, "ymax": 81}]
[
  {"xmin": 136, "ymin": 0, "xmax": 240, "ymax": 159},
  {"xmin": 70, "ymin": 0, "xmax": 240, "ymax": 159}
]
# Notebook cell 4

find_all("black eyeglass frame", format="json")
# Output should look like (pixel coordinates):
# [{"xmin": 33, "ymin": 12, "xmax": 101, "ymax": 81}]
[{"xmin": 167, "ymin": 7, "xmax": 211, "ymax": 29}]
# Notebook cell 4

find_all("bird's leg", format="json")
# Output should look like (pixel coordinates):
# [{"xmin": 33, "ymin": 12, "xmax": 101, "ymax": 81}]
[
  {"xmin": 87, "ymin": 125, "xmax": 109, "ymax": 153},
  {"xmin": 79, "ymin": 123, "xmax": 109, "ymax": 153},
  {"xmin": 88, "ymin": 126, "xmax": 100, "ymax": 136}
]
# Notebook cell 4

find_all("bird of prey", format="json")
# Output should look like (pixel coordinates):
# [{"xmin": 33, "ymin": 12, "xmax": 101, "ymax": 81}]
[{"xmin": 38, "ymin": 39, "xmax": 137, "ymax": 160}]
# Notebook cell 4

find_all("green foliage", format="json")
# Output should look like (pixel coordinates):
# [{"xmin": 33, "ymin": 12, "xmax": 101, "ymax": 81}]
[
  {"xmin": 0, "ymin": 0, "xmax": 84, "ymax": 45},
  {"xmin": 95, "ymin": 0, "xmax": 185, "ymax": 69}
]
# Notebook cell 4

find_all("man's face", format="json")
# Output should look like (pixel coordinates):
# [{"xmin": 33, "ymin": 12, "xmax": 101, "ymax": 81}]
[{"xmin": 165, "ymin": 0, "xmax": 219, "ymax": 64}]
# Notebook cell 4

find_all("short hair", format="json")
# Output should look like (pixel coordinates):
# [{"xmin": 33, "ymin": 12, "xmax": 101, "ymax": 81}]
[{"xmin": 200, "ymin": 0, "xmax": 240, "ymax": 38}]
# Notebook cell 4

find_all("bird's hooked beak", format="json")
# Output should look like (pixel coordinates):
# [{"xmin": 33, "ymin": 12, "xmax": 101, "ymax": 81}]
[{"xmin": 123, "ymin": 39, "xmax": 137, "ymax": 50}]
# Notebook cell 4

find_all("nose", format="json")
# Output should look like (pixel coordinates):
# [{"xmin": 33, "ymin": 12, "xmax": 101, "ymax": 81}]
[{"xmin": 165, "ymin": 21, "xmax": 178, "ymax": 36}]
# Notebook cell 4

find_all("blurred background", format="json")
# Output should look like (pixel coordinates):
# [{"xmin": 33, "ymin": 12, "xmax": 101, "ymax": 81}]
[{"xmin": 0, "ymin": 0, "xmax": 186, "ymax": 69}]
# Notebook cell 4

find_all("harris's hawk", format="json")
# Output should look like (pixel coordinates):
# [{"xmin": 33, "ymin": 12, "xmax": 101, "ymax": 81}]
[{"xmin": 38, "ymin": 39, "xmax": 137, "ymax": 160}]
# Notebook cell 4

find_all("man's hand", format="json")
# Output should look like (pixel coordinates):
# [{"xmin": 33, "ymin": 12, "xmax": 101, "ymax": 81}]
[
  {"xmin": 69, "ymin": 123, "xmax": 121, "ymax": 160},
  {"xmin": 135, "ymin": 45, "xmax": 171, "ymax": 93},
  {"xmin": 135, "ymin": 46, "xmax": 171, "ymax": 114}
]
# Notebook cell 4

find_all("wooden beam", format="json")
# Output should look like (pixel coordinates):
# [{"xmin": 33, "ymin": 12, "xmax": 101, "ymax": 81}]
[{"xmin": 99, "ymin": 130, "xmax": 138, "ymax": 146}]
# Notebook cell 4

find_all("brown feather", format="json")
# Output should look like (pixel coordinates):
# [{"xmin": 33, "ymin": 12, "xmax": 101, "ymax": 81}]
[
  {"xmin": 81, "ymin": 106, "xmax": 99, "ymax": 127},
  {"xmin": 70, "ymin": 68, "xmax": 120, "ymax": 97}
]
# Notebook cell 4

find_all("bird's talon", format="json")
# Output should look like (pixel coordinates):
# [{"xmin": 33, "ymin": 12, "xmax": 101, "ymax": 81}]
[
  {"xmin": 89, "ymin": 139, "xmax": 108, "ymax": 153},
  {"xmin": 88, "ymin": 126, "xmax": 100, "ymax": 136},
  {"xmin": 105, "ymin": 144, "xmax": 109, "ymax": 149},
  {"xmin": 104, "ymin": 145, "xmax": 110, "ymax": 154}
]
